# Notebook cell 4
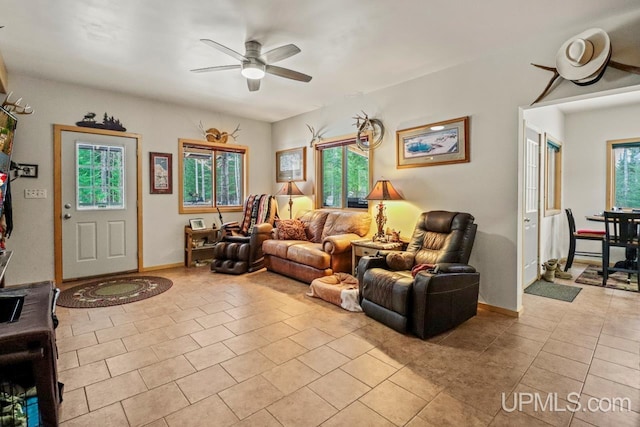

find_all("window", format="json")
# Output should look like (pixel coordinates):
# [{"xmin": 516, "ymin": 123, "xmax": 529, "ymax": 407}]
[
  {"xmin": 315, "ymin": 133, "xmax": 372, "ymax": 209},
  {"xmin": 179, "ymin": 139, "xmax": 248, "ymax": 213},
  {"xmin": 607, "ymin": 138, "xmax": 640, "ymax": 210},
  {"xmin": 76, "ymin": 142, "xmax": 125, "ymax": 209},
  {"xmin": 544, "ymin": 134, "xmax": 562, "ymax": 216}
]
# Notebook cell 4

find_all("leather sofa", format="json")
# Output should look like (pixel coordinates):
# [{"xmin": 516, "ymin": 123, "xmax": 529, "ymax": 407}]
[
  {"xmin": 357, "ymin": 210, "xmax": 479, "ymax": 339},
  {"xmin": 263, "ymin": 209, "xmax": 371, "ymax": 283}
]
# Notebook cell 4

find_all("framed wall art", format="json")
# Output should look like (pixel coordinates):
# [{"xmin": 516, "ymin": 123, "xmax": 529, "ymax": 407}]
[
  {"xmin": 396, "ymin": 116, "xmax": 469, "ymax": 168},
  {"xmin": 276, "ymin": 146, "xmax": 306, "ymax": 182},
  {"xmin": 189, "ymin": 218, "xmax": 206, "ymax": 230},
  {"xmin": 150, "ymin": 152, "xmax": 172, "ymax": 194}
]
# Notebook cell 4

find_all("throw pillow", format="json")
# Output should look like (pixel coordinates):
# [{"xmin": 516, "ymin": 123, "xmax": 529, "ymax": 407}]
[
  {"xmin": 276, "ymin": 219, "xmax": 308, "ymax": 240},
  {"xmin": 386, "ymin": 252, "xmax": 415, "ymax": 271}
]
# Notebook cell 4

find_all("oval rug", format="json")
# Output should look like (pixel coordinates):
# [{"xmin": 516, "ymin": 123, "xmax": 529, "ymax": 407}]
[{"xmin": 57, "ymin": 276, "xmax": 173, "ymax": 308}]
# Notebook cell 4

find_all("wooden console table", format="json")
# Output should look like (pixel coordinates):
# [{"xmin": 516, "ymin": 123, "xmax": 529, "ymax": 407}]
[{"xmin": 184, "ymin": 226, "xmax": 222, "ymax": 267}]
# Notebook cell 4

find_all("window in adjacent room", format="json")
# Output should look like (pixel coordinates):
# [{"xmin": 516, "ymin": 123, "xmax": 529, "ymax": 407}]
[
  {"xmin": 314, "ymin": 132, "xmax": 372, "ymax": 209},
  {"xmin": 544, "ymin": 134, "xmax": 562, "ymax": 216},
  {"xmin": 607, "ymin": 138, "xmax": 640, "ymax": 210},
  {"xmin": 179, "ymin": 139, "xmax": 248, "ymax": 213}
]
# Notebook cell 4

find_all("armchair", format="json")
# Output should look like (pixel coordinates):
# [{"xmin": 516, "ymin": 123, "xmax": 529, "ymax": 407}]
[
  {"xmin": 357, "ymin": 210, "xmax": 479, "ymax": 339},
  {"xmin": 210, "ymin": 194, "xmax": 278, "ymax": 274}
]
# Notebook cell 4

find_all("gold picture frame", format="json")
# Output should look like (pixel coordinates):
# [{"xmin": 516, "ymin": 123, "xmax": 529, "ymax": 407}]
[
  {"xmin": 276, "ymin": 146, "xmax": 306, "ymax": 182},
  {"xmin": 396, "ymin": 116, "xmax": 469, "ymax": 168}
]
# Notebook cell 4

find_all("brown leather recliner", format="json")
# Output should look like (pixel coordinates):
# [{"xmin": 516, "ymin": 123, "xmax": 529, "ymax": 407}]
[
  {"xmin": 211, "ymin": 195, "xmax": 278, "ymax": 274},
  {"xmin": 357, "ymin": 210, "xmax": 479, "ymax": 339}
]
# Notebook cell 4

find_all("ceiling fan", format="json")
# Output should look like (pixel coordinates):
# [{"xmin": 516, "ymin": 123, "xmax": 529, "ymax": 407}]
[{"xmin": 191, "ymin": 39, "xmax": 312, "ymax": 91}]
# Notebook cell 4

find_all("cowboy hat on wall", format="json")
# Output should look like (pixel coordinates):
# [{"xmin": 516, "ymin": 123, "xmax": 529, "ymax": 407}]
[{"xmin": 531, "ymin": 27, "xmax": 640, "ymax": 104}]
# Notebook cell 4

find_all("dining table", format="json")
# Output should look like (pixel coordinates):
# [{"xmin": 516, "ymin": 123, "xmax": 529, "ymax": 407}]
[{"xmin": 586, "ymin": 211, "xmax": 639, "ymax": 271}]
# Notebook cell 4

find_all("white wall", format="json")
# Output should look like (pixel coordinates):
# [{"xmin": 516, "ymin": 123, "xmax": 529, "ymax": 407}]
[
  {"xmin": 5, "ymin": 74, "xmax": 272, "ymax": 285},
  {"xmin": 272, "ymin": 10, "xmax": 640, "ymax": 311}
]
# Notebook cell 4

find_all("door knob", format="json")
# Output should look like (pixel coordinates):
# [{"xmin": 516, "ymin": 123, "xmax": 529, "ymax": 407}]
[
  {"xmin": 64, "ymin": 203, "xmax": 71, "ymax": 209},
  {"xmin": 524, "ymin": 218, "xmax": 531, "ymax": 222},
  {"xmin": 63, "ymin": 213, "xmax": 72, "ymax": 219}
]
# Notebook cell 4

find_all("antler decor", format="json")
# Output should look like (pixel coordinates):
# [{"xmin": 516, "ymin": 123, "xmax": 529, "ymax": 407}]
[
  {"xmin": 1, "ymin": 92, "xmax": 34, "ymax": 115},
  {"xmin": 306, "ymin": 124, "xmax": 325, "ymax": 147},
  {"xmin": 353, "ymin": 111, "xmax": 384, "ymax": 150},
  {"xmin": 198, "ymin": 122, "xmax": 241, "ymax": 143}
]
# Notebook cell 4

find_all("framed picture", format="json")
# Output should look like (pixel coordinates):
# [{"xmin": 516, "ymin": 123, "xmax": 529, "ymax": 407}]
[
  {"xmin": 276, "ymin": 147, "xmax": 306, "ymax": 182},
  {"xmin": 396, "ymin": 116, "xmax": 469, "ymax": 168},
  {"xmin": 19, "ymin": 164, "xmax": 38, "ymax": 178},
  {"xmin": 189, "ymin": 218, "xmax": 206, "ymax": 230},
  {"xmin": 150, "ymin": 152, "xmax": 172, "ymax": 194}
]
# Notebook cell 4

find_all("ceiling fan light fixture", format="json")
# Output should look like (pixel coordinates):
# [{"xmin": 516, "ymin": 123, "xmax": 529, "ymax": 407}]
[{"xmin": 241, "ymin": 61, "xmax": 266, "ymax": 79}]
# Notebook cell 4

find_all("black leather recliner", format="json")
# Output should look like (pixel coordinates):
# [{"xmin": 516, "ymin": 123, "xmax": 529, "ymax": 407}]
[{"xmin": 357, "ymin": 210, "xmax": 479, "ymax": 339}]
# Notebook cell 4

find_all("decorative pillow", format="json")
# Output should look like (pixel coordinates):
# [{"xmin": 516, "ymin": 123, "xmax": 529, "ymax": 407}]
[
  {"xmin": 386, "ymin": 252, "xmax": 415, "ymax": 271},
  {"xmin": 276, "ymin": 219, "xmax": 308, "ymax": 241}
]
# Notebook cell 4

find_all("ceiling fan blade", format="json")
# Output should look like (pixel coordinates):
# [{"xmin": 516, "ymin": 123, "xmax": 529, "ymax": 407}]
[
  {"xmin": 200, "ymin": 39, "xmax": 246, "ymax": 62},
  {"xmin": 265, "ymin": 65, "xmax": 312, "ymax": 82},
  {"xmin": 259, "ymin": 44, "xmax": 301, "ymax": 64},
  {"xmin": 190, "ymin": 64, "xmax": 241, "ymax": 73},
  {"xmin": 247, "ymin": 78, "xmax": 261, "ymax": 92}
]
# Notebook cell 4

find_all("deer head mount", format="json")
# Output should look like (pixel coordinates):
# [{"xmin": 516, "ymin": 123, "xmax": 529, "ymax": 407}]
[
  {"xmin": 306, "ymin": 124, "xmax": 325, "ymax": 147},
  {"xmin": 1, "ymin": 92, "xmax": 34, "ymax": 115},
  {"xmin": 353, "ymin": 111, "xmax": 384, "ymax": 150},
  {"xmin": 198, "ymin": 122, "xmax": 241, "ymax": 143}
]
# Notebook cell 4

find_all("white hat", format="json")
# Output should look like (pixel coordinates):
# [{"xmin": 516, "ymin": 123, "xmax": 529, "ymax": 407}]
[{"xmin": 556, "ymin": 28, "xmax": 611, "ymax": 82}]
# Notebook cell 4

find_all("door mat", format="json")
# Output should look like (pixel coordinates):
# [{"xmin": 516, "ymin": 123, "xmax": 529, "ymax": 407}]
[
  {"xmin": 574, "ymin": 265, "xmax": 639, "ymax": 292},
  {"xmin": 57, "ymin": 276, "xmax": 172, "ymax": 308},
  {"xmin": 524, "ymin": 280, "xmax": 582, "ymax": 302}
]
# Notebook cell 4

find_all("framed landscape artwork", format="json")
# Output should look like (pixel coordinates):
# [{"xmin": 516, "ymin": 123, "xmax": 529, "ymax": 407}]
[
  {"xmin": 276, "ymin": 146, "xmax": 306, "ymax": 182},
  {"xmin": 150, "ymin": 152, "xmax": 172, "ymax": 194},
  {"xmin": 396, "ymin": 116, "xmax": 469, "ymax": 168}
]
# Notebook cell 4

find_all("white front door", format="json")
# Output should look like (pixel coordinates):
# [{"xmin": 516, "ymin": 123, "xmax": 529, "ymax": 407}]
[
  {"xmin": 523, "ymin": 124, "xmax": 541, "ymax": 286},
  {"xmin": 60, "ymin": 129, "xmax": 139, "ymax": 280}
]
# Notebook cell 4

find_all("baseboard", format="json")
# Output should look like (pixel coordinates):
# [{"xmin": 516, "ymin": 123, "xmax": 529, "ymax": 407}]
[
  {"xmin": 477, "ymin": 302, "xmax": 521, "ymax": 318},
  {"xmin": 140, "ymin": 262, "xmax": 184, "ymax": 272}
]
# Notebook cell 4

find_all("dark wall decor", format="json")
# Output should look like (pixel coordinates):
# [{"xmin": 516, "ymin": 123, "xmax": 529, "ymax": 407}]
[
  {"xmin": 76, "ymin": 112, "xmax": 127, "ymax": 131},
  {"xmin": 150, "ymin": 152, "xmax": 172, "ymax": 194}
]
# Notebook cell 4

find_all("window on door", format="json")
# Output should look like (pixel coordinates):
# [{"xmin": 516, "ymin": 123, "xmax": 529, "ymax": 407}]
[
  {"xmin": 544, "ymin": 134, "xmax": 562, "ymax": 216},
  {"xmin": 76, "ymin": 143, "xmax": 125, "ymax": 210},
  {"xmin": 178, "ymin": 139, "xmax": 248, "ymax": 213},
  {"xmin": 314, "ymin": 133, "xmax": 372, "ymax": 209},
  {"xmin": 607, "ymin": 138, "xmax": 640, "ymax": 210}
]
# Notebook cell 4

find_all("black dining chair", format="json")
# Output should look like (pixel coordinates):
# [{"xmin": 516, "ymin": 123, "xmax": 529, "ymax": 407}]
[
  {"xmin": 564, "ymin": 208, "xmax": 605, "ymax": 271},
  {"xmin": 602, "ymin": 211, "xmax": 640, "ymax": 287}
]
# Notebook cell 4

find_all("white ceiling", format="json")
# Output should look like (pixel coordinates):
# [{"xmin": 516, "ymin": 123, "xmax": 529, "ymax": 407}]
[{"xmin": 1, "ymin": 0, "xmax": 639, "ymax": 122}]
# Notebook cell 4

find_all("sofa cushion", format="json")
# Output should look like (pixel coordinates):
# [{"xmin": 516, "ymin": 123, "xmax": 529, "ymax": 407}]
[
  {"xmin": 263, "ymin": 239, "xmax": 306, "ymax": 258},
  {"xmin": 287, "ymin": 243, "xmax": 330, "ymax": 270},
  {"xmin": 275, "ymin": 219, "xmax": 307, "ymax": 240},
  {"xmin": 321, "ymin": 211, "xmax": 371, "ymax": 240},
  {"xmin": 299, "ymin": 210, "xmax": 330, "ymax": 242}
]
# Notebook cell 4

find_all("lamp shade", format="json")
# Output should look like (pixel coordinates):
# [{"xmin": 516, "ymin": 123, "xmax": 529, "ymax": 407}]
[
  {"xmin": 365, "ymin": 180, "xmax": 404, "ymax": 201},
  {"xmin": 276, "ymin": 181, "xmax": 304, "ymax": 196}
]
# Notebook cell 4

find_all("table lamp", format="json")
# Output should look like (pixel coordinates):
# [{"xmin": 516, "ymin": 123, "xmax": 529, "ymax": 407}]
[
  {"xmin": 277, "ymin": 181, "xmax": 304, "ymax": 219},
  {"xmin": 365, "ymin": 179, "xmax": 404, "ymax": 241}
]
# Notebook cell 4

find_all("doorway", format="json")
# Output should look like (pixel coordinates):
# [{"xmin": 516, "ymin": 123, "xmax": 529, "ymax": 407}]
[
  {"xmin": 523, "ymin": 123, "xmax": 541, "ymax": 287},
  {"xmin": 53, "ymin": 125, "xmax": 143, "ymax": 283}
]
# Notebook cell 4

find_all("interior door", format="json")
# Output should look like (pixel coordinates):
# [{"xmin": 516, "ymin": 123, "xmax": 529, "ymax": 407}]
[
  {"xmin": 523, "ymin": 124, "xmax": 541, "ymax": 286},
  {"xmin": 58, "ymin": 127, "xmax": 140, "ymax": 281}
]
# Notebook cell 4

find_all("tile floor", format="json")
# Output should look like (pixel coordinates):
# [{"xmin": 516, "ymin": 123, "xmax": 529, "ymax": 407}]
[{"xmin": 54, "ymin": 264, "xmax": 640, "ymax": 426}]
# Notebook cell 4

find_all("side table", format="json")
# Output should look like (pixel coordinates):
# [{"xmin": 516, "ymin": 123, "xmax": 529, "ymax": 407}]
[
  {"xmin": 184, "ymin": 226, "xmax": 223, "ymax": 267},
  {"xmin": 351, "ymin": 240, "xmax": 405, "ymax": 275}
]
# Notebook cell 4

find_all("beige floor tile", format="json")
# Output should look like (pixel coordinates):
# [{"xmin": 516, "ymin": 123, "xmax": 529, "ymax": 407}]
[
  {"xmin": 550, "ymin": 327, "xmax": 598, "ymax": 350},
  {"xmin": 168, "ymin": 307, "xmax": 206, "ymax": 323},
  {"xmin": 161, "ymin": 319, "xmax": 204, "ymax": 340},
  {"xmin": 142, "ymin": 419, "xmax": 168, "ymax": 427},
  {"xmin": 133, "ymin": 314, "xmax": 176, "ymax": 333},
  {"xmin": 416, "ymin": 392, "xmax": 493, "ymax": 427},
  {"xmin": 58, "ymin": 350, "xmax": 80, "ymax": 371},
  {"xmin": 601, "ymin": 323, "xmax": 640, "ymax": 342},
  {"xmin": 95, "ymin": 323, "xmax": 139, "ymax": 343},
  {"xmin": 297, "ymin": 345, "xmax": 350, "ymax": 375},
  {"xmin": 589, "ymin": 358, "xmax": 640, "ymax": 388},
  {"xmin": 388, "ymin": 366, "xmax": 442, "ymax": 402},
  {"xmin": 151, "ymin": 335, "xmax": 201, "ymax": 361},
  {"xmin": 71, "ymin": 316, "xmax": 114, "ymax": 336},
  {"xmin": 190, "ymin": 325, "xmax": 235, "ymax": 346},
  {"xmin": 360, "ymin": 380, "xmax": 427, "ymax": 426},
  {"xmin": 322, "ymin": 401, "xmax": 395, "ymax": 427},
  {"xmin": 506, "ymin": 323, "xmax": 552, "ymax": 343},
  {"xmin": 492, "ymin": 333, "xmax": 545, "ymax": 356},
  {"xmin": 508, "ymin": 383, "xmax": 573, "ymax": 427},
  {"xmin": 164, "ymin": 394, "xmax": 238, "ymax": 427},
  {"xmin": 57, "ymin": 332, "xmax": 98, "ymax": 353},
  {"xmin": 366, "ymin": 347, "xmax": 406, "ymax": 370},
  {"xmin": 263, "ymin": 358, "xmax": 321, "ymax": 395},
  {"xmin": 259, "ymin": 337, "xmax": 308, "ymax": 364},
  {"xmin": 594, "ymin": 344, "xmax": 640, "ymax": 369},
  {"xmin": 221, "ymin": 350, "xmax": 277, "ymax": 382},
  {"xmin": 184, "ymin": 342, "xmax": 236, "ymax": 370},
  {"xmin": 139, "ymin": 355, "xmax": 196, "ymax": 389},
  {"xmin": 121, "ymin": 382, "xmax": 190, "ymax": 427},
  {"xmin": 232, "ymin": 409, "xmax": 282, "ymax": 427},
  {"xmin": 58, "ymin": 360, "xmax": 111, "ymax": 391},
  {"xmin": 438, "ymin": 328, "xmax": 498, "ymax": 353},
  {"xmin": 532, "ymin": 351, "xmax": 589, "ymax": 382},
  {"xmin": 59, "ymin": 402, "xmax": 129, "ymax": 427},
  {"xmin": 340, "ymin": 354, "xmax": 397, "ymax": 387},
  {"xmin": 254, "ymin": 322, "xmax": 299, "ymax": 342},
  {"xmin": 122, "ymin": 329, "xmax": 171, "ymax": 352},
  {"xmin": 199, "ymin": 300, "xmax": 235, "ymax": 314},
  {"xmin": 109, "ymin": 310, "xmax": 150, "ymax": 326},
  {"xmin": 224, "ymin": 317, "xmax": 267, "ymax": 335},
  {"xmin": 268, "ymin": 387, "xmax": 336, "ymax": 427},
  {"xmin": 59, "ymin": 388, "xmax": 88, "ymax": 423},
  {"xmin": 582, "ymin": 374, "xmax": 640, "ymax": 410},
  {"xmin": 219, "ymin": 375, "xmax": 284, "ymax": 419},
  {"xmin": 223, "ymin": 331, "xmax": 270, "ymax": 355},
  {"xmin": 573, "ymin": 393, "xmax": 640, "ymax": 427},
  {"xmin": 176, "ymin": 364, "xmax": 237, "ymax": 403},
  {"xmin": 520, "ymin": 365, "xmax": 583, "ymax": 401},
  {"xmin": 490, "ymin": 409, "xmax": 556, "ymax": 427},
  {"xmin": 85, "ymin": 370, "xmax": 148, "ymax": 410},
  {"xmin": 308, "ymin": 369, "xmax": 370, "ymax": 410},
  {"xmin": 106, "ymin": 347, "xmax": 159, "ymax": 377},
  {"xmin": 515, "ymin": 313, "xmax": 559, "ymax": 331},
  {"xmin": 598, "ymin": 333, "xmax": 640, "ymax": 354},
  {"xmin": 77, "ymin": 339, "xmax": 127, "ymax": 365},
  {"xmin": 194, "ymin": 311, "xmax": 235, "ymax": 328},
  {"xmin": 478, "ymin": 344, "xmax": 536, "ymax": 372},
  {"xmin": 290, "ymin": 327, "xmax": 335, "ymax": 349},
  {"xmin": 326, "ymin": 333, "xmax": 376, "ymax": 359},
  {"xmin": 56, "ymin": 325, "xmax": 73, "ymax": 339},
  {"xmin": 541, "ymin": 338, "xmax": 594, "ymax": 364}
]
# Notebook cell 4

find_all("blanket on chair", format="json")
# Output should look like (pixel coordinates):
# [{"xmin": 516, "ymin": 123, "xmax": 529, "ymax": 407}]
[{"xmin": 240, "ymin": 194, "xmax": 276, "ymax": 235}]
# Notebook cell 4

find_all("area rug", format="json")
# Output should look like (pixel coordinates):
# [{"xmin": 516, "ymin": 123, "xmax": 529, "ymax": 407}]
[
  {"xmin": 574, "ymin": 265, "xmax": 639, "ymax": 292},
  {"xmin": 57, "ymin": 276, "xmax": 173, "ymax": 308},
  {"xmin": 524, "ymin": 280, "xmax": 582, "ymax": 302}
]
